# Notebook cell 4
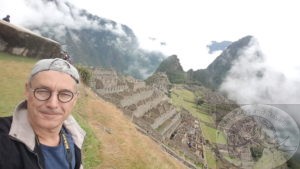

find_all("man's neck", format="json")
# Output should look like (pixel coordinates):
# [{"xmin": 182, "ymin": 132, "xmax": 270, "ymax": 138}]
[{"xmin": 33, "ymin": 126, "xmax": 62, "ymax": 146}]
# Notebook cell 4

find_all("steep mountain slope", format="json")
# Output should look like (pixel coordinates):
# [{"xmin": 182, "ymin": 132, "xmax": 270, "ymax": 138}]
[
  {"xmin": 25, "ymin": 0, "xmax": 165, "ymax": 79},
  {"xmin": 0, "ymin": 52, "xmax": 186, "ymax": 169},
  {"xmin": 155, "ymin": 55, "xmax": 186, "ymax": 83},
  {"xmin": 193, "ymin": 35, "xmax": 262, "ymax": 89}
]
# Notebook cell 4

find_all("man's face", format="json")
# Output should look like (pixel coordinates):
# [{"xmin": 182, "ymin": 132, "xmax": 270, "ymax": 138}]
[{"xmin": 25, "ymin": 70, "xmax": 78, "ymax": 131}]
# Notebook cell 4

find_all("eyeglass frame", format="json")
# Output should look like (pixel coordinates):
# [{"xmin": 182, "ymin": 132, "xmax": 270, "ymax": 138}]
[{"xmin": 29, "ymin": 87, "xmax": 78, "ymax": 103}]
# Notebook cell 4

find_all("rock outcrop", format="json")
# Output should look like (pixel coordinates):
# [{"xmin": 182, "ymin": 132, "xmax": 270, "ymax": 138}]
[{"xmin": 0, "ymin": 20, "xmax": 61, "ymax": 58}]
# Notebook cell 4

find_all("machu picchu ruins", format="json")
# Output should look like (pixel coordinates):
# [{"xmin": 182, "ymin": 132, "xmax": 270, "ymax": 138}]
[
  {"xmin": 88, "ymin": 67, "xmax": 246, "ymax": 169},
  {"xmin": 89, "ymin": 68, "xmax": 208, "ymax": 168}
]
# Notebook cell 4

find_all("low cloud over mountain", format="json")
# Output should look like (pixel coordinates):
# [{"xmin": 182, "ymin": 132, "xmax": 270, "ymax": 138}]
[{"xmin": 2, "ymin": 0, "xmax": 165, "ymax": 79}]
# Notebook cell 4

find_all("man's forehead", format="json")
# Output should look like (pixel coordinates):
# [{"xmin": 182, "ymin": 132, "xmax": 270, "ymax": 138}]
[{"xmin": 30, "ymin": 70, "xmax": 77, "ymax": 87}]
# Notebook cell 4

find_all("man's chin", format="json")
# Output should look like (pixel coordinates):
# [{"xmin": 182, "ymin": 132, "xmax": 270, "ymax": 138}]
[{"xmin": 37, "ymin": 119, "xmax": 63, "ymax": 130}]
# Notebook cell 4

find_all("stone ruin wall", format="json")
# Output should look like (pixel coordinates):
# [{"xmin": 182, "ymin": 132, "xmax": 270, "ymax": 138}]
[
  {"xmin": 91, "ymin": 68, "xmax": 129, "ymax": 95},
  {"xmin": 136, "ymin": 99, "xmax": 205, "ymax": 164},
  {"xmin": 120, "ymin": 87, "xmax": 153, "ymax": 107},
  {"xmin": 150, "ymin": 107, "xmax": 177, "ymax": 129},
  {"xmin": 131, "ymin": 91, "xmax": 167, "ymax": 118},
  {"xmin": 160, "ymin": 112, "xmax": 182, "ymax": 137},
  {"xmin": 126, "ymin": 76, "xmax": 146, "ymax": 91},
  {"xmin": 167, "ymin": 110, "xmax": 205, "ymax": 164},
  {"xmin": 146, "ymin": 72, "xmax": 171, "ymax": 94}
]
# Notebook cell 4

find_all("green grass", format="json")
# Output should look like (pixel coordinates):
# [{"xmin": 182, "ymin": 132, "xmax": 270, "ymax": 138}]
[
  {"xmin": 171, "ymin": 87, "xmax": 216, "ymax": 124},
  {"xmin": 72, "ymin": 93, "xmax": 102, "ymax": 169},
  {"xmin": 204, "ymin": 146, "xmax": 217, "ymax": 169},
  {"xmin": 197, "ymin": 112, "xmax": 214, "ymax": 124},
  {"xmin": 253, "ymin": 149, "xmax": 288, "ymax": 169},
  {"xmin": 171, "ymin": 88, "xmax": 213, "ymax": 123},
  {"xmin": 0, "ymin": 52, "xmax": 35, "ymax": 116},
  {"xmin": 200, "ymin": 124, "xmax": 217, "ymax": 143},
  {"xmin": 200, "ymin": 123, "xmax": 227, "ymax": 144}
]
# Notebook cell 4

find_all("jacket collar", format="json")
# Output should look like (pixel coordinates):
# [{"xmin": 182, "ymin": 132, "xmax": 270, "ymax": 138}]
[{"xmin": 9, "ymin": 100, "xmax": 86, "ymax": 151}]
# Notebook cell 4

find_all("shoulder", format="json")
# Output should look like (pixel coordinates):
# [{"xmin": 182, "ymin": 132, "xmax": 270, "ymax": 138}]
[
  {"xmin": 0, "ymin": 116, "xmax": 13, "ymax": 146},
  {"xmin": 0, "ymin": 116, "xmax": 20, "ymax": 158},
  {"xmin": 0, "ymin": 116, "xmax": 12, "ymax": 134}
]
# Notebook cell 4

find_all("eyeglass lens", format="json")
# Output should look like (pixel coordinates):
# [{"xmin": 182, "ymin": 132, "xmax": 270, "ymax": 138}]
[{"xmin": 33, "ymin": 88, "xmax": 74, "ymax": 103}]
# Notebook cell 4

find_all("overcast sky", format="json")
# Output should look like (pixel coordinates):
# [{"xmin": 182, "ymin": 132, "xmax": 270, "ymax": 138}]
[
  {"xmin": 63, "ymin": 0, "xmax": 300, "ymax": 73},
  {"xmin": 1, "ymin": 0, "xmax": 300, "ymax": 74}
]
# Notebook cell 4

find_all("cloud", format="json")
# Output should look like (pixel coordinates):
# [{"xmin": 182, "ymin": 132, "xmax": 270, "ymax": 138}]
[
  {"xmin": 220, "ymin": 37, "xmax": 300, "ymax": 105},
  {"xmin": 0, "ymin": 0, "xmax": 128, "ymax": 37},
  {"xmin": 219, "ymin": 37, "xmax": 300, "ymax": 161}
]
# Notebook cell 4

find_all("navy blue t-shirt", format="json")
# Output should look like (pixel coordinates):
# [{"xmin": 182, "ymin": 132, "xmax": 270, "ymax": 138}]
[{"xmin": 40, "ymin": 130, "xmax": 75, "ymax": 169}]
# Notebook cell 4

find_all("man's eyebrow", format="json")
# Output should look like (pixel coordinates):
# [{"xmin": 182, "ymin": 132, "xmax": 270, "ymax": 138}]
[
  {"xmin": 59, "ymin": 89, "xmax": 74, "ymax": 93},
  {"xmin": 30, "ymin": 84, "xmax": 51, "ymax": 89},
  {"xmin": 30, "ymin": 82, "xmax": 76, "ymax": 92}
]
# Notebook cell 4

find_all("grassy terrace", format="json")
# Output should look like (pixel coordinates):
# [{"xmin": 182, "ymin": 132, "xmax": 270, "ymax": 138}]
[
  {"xmin": 171, "ymin": 86, "xmax": 226, "ymax": 144},
  {"xmin": 0, "ymin": 53, "xmax": 35, "ymax": 115},
  {"xmin": 171, "ymin": 85, "xmax": 229, "ymax": 168},
  {"xmin": 171, "ymin": 87, "xmax": 213, "ymax": 124}
]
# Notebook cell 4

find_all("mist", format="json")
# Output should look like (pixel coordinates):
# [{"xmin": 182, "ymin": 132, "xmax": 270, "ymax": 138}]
[
  {"xmin": 0, "ymin": 0, "xmax": 126, "ymax": 38},
  {"xmin": 219, "ymin": 37, "xmax": 300, "ymax": 124},
  {"xmin": 220, "ymin": 37, "xmax": 300, "ymax": 105},
  {"xmin": 219, "ymin": 37, "xmax": 300, "ymax": 166}
]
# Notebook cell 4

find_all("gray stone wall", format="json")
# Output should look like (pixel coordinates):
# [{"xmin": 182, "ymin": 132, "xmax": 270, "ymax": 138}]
[
  {"xmin": 133, "ymin": 94, "xmax": 166, "ymax": 117},
  {"xmin": 120, "ymin": 89, "xmax": 153, "ymax": 107},
  {"xmin": 160, "ymin": 113, "xmax": 182, "ymax": 137},
  {"xmin": 151, "ymin": 108, "xmax": 177, "ymax": 129}
]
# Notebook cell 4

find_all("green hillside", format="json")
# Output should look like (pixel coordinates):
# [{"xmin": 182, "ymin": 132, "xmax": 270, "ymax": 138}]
[
  {"xmin": 0, "ymin": 52, "xmax": 186, "ymax": 169},
  {"xmin": 0, "ymin": 52, "xmax": 35, "ymax": 115}
]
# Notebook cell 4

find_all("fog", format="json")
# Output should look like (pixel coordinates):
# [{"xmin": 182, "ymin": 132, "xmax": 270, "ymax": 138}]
[
  {"xmin": 1, "ymin": 0, "xmax": 127, "ymax": 38},
  {"xmin": 219, "ymin": 37, "xmax": 300, "ymax": 165},
  {"xmin": 220, "ymin": 37, "xmax": 300, "ymax": 105}
]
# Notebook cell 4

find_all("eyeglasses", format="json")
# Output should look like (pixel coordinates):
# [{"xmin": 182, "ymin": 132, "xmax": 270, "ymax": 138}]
[{"xmin": 30, "ymin": 88, "xmax": 77, "ymax": 103}]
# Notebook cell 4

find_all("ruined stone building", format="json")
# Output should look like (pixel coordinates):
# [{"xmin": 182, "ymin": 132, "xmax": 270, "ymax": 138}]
[
  {"xmin": 90, "ymin": 68, "xmax": 128, "ymax": 94},
  {"xmin": 90, "ymin": 69, "xmax": 206, "ymax": 168},
  {"xmin": 146, "ymin": 72, "xmax": 171, "ymax": 94}
]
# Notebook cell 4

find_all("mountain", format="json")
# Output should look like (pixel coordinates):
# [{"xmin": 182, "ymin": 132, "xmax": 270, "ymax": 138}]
[
  {"xmin": 192, "ymin": 35, "xmax": 262, "ymax": 89},
  {"xmin": 154, "ymin": 55, "xmax": 186, "ymax": 83},
  {"xmin": 155, "ymin": 36, "xmax": 260, "ymax": 89},
  {"xmin": 27, "ymin": 0, "xmax": 165, "ymax": 79}
]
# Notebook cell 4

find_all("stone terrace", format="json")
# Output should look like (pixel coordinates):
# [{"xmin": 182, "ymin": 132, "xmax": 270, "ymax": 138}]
[{"xmin": 90, "ymin": 69, "xmax": 206, "ymax": 168}]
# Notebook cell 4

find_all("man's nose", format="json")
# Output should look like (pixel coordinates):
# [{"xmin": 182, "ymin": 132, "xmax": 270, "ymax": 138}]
[{"xmin": 46, "ymin": 93, "xmax": 59, "ymax": 108}]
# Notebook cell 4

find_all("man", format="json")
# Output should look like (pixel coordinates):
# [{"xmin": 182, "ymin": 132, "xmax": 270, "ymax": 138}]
[
  {"xmin": 0, "ymin": 58, "xmax": 86, "ymax": 169},
  {"xmin": 2, "ymin": 15, "xmax": 10, "ymax": 22}
]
